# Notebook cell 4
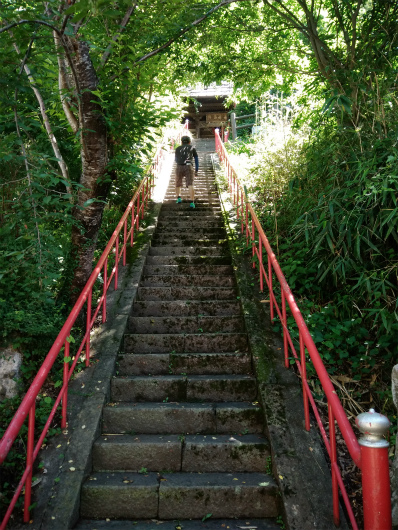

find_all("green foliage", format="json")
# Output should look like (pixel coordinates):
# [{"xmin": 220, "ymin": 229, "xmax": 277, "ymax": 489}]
[
  {"xmin": 227, "ymin": 87, "xmax": 398, "ymax": 430},
  {"xmin": 0, "ymin": 394, "xmax": 61, "ymax": 515}
]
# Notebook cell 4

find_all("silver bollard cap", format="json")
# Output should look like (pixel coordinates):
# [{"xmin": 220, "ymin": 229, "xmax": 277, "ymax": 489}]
[{"xmin": 356, "ymin": 409, "xmax": 390, "ymax": 448}]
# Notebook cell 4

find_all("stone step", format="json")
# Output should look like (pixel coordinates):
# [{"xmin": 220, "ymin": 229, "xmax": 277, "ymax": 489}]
[
  {"xmin": 92, "ymin": 433, "xmax": 270, "ymax": 473},
  {"xmin": 148, "ymin": 246, "xmax": 229, "ymax": 256},
  {"xmin": 123, "ymin": 332, "xmax": 248, "ymax": 353},
  {"xmin": 137, "ymin": 286, "xmax": 236, "ymax": 301},
  {"xmin": 143, "ymin": 264, "xmax": 233, "ymax": 275},
  {"xmin": 159, "ymin": 203, "xmax": 222, "ymax": 214},
  {"xmin": 162, "ymin": 199, "xmax": 220, "ymax": 205},
  {"xmin": 80, "ymin": 472, "xmax": 278, "ymax": 520},
  {"xmin": 151, "ymin": 237, "xmax": 228, "ymax": 247},
  {"xmin": 139, "ymin": 274, "xmax": 235, "ymax": 287},
  {"xmin": 165, "ymin": 184, "xmax": 218, "ymax": 190},
  {"xmin": 102, "ymin": 402, "xmax": 263, "ymax": 434},
  {"xmin": 131, "ymin": 300, "xmax": 241, "ymax": 317},
  {"xmin": 145, "ymin": 256, "xmax": 231, "ymax": 266},
  {"xmin": 158, "ymin": 473, "xmax": 279, "ymax": 519},
  {"xmin": 157, "ymin": 219, "xmax": 224, "ymax": 228},
  {"xmin": 75, "ymin": 519, "xmax": 282, "ymax": 530},
  {"xmin": 164, "ymin": 194, "xmax": 218, "ymax": 199},
  {"xmin": 164, "ymin": 195, "xmax": 220, "ymax": 200},
  {"xmin": 128, "ymin": 315, "xmax": 243, "ymax": 333},
  {"xmin": 117, "ymin": 352, "xmax": 251, "ymax": 376},
  {"xmin": 111, "ymin": 375, "xmax": 257, "ymax": 402},
  {"xmin": 155, "ymin": 226, "xmax": 226, "ymax": 235},
  {"xmin": 160, "ymin": 205, "xmax": 221, "ymax": 212}
]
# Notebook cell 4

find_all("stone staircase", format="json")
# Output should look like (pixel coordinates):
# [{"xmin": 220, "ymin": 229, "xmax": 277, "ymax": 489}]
[{"xmin": 75, "ymin": 142, "xmax": 281, "ymax": 529}]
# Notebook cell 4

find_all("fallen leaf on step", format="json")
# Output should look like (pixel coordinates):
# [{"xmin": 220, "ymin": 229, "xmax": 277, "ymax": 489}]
[{"xmin": 258, "ymin": 482, "xmax": 269, "ymax": 486}]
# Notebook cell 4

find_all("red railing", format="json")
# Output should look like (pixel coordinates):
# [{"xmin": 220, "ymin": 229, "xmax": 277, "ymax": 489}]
[
  {"xmin": 0, "ymin": 131, "xmax": 179, "ymax": 529},
  {"xmin": 215, "ymin": 129, "xmax": 392, "ymax": 530}
]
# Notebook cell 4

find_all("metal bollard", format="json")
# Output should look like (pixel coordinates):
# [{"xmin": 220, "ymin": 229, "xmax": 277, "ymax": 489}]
[{"xmin": 356, "ymin": 409, "xmax": 392, "ymax": 530}]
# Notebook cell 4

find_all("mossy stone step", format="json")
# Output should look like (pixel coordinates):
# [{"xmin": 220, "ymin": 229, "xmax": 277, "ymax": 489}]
[
  {"xmin": 92, "ymin": 433, "xmax": 269, "ymax": 473},
  {"xmin": 117, "ymin": 352, "xmax": 251, "ymax": 376},
  {"xmin": 158, "ymin": 472, "xmax": 279, "ymax": 519},
  {"xmin": 123, "ymin": 332, "xmax": 248, "ymax": 354},
  {"xmin": 145, "ymin": 256, "xmax": 231, "ymax": 266},
  {"xmin": 81, "ymin": 472, "xmax": 278, "ymax": 520},
  {"xmin": 159, "ymin": 203, "xmax": 222, "ymax": 214},
  {"xmin": 80, "ymin": 472, "xmax": 158, "ymax": 519},
  {"xmin": 143, "ymin": 264, "xmax": 233, "ymax": 276},
  {"xmin": 151, "ymin": 237, "xmax": 228, "ymax": 247},
  {"xmin": 137, "ymin": 286, "xmax": 237, "ymax": 301},
  {"xmin": 131, "ymin": 300, "xmax": 241, "ymax": 317},
  {"xmin": 139, "ymin": 274, "xmax": 235, "ymax": 288},
  {"xmin": 148, "ymin": 246, "xmax": 229, "ymax": 256},
  {"xmin": 160, "ymin": 205, "xmax": 221, "ymax": 212},
  {"xmin": 155, "ymin": 226, "xmax": 226, "ymax": 235},
  {"xmin": 102, "ymin": 402, "xmax": 263, "ymax": 434},
  {"xmin": 128, "ymin": 315, "xmax": 243, "ymax": 334},
  {"xmin": 75, "ymin": 519, "xmax": 282, "ymax": 530},
  {"xmin": 162, "ymin": 198, "xmax": 221, "ymax": 205},
  {"xmin": 157, "ymin": 219, "xmax": 224, "ymax": 228},
  {"xmin": 110, "ymin": 374, "xmax": 257, "ymax": 402}
]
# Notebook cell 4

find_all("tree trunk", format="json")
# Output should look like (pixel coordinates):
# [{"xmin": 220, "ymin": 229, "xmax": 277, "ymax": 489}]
[{"xmin": 69, "ymin": 39, "xmax": 111, "ymax": 302}]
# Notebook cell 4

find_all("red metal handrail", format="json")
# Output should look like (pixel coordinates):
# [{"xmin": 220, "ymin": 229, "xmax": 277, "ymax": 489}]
[
  {"xmin": 215, "ymin": 129, "xmax": 392, "ymax": 530},
  {"xmin": 0, "ymin": 131, "xmax": 179, "ymax": 529}
]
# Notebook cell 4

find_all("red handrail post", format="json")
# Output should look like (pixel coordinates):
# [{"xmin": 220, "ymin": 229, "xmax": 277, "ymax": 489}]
[
  {"xmin": 251, "ymin": 219, "xmax": 256, "ymax": 269},
  {"xmin": 245, "ymin": 202, "xmax": 249, "ymax": 246},
  {"xmin": 328, "ymin": 403, "xmax": 340, "ymax": 527},
  {"xmin": 115, "ymin": 235, "xmax": 119, "ymax": 290},
  {"xmin": 102, "ymin": 259, "xmax": 108, "ymax": 324},
  {"xmin": 141, "ymin": 186, "xmax": 145, "ymax": 219},
  {"xmin": 61, "ymin": 339, "xmax": 69, "ymax": 428},
  {"xmin": 300, "ymin": 332, "xmax": 310, "ymax": 430},
  {"xmin": 23, "ymin": 402, "xmax": 35, "ymax": 522},
  {"xmin": 282, "ymin": 292, "xmax": 288, "ymax": 368},
  {"xmin": 131, "ymin": 204, "xmax": 135, "ymax": 246},
  {"xmin": 136, "ymin": 195, "xmax": 140, "ymax": 229},
  {"xmin": 123, "ymin": 218, "xmax": 127, "ymax": 266},
  {"xmin": 85, "ymin": 288, "xmax": 92, "ymax": 367},
  {"xmin": 259, "ymin": 240, "xmax": 263, "ymax": 292},
  {"xmin": 356, "ymin": 410, "xmax": 392, "ymax": 530},
  {"xmin": 268, "ymin": 256, "xmax": 274, "ymax": 322}
]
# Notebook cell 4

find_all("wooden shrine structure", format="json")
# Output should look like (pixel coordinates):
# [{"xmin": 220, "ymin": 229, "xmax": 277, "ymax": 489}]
[{"xmin": 183, "ymin": 83, "xmax": 234, "ymax": 139}]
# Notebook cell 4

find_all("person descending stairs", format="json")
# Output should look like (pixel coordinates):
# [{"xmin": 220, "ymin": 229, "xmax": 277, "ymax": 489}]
[{"xmin": 75, "ymin": 140, "xmax": 282, "ymax": 529}]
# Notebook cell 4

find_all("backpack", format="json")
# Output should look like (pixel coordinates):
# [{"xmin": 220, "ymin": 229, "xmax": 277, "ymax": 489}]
[{"xmin": 175, "ymin": 145, "xmax": 194, "ymax": 165}]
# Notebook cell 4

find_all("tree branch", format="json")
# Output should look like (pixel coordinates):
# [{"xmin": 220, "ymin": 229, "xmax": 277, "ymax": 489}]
[
  {"xmin": 0, "ymin": 19, "xmax": 81, "ymax": 95},
  {"xmin": 13, "ymin": 39, "xmax": 73, "ymax": 195},
  {"xmin": 99, "ymin": 2, "xmax": 138, "ymax": 70},
  {"xmin": 133, "ymin": 0, "xmax": 249, "ymax": 65},
  {"xmin": 53, "ymin": 30, "xmax": 79, "ymax": 134},
  {"xmin": 351, "ymin": 0, "xmax": 364, "ymax": 64},
  {"xmin": 331, "ymin": 0, "xmax": 352, "ymax": 57},
  {"xmin": 13, "ymin": 92, "xmax": 43, "ymax": 284}
]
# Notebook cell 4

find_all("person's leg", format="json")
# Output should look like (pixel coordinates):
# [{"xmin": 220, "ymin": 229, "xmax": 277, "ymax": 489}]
[
  {"xmin": 175, "ymin": 167, "xmax": 183, "ymax": 202},
  {"xmin": 187, "ymin": 166, "xmax": 195, "ymax": 208}
]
